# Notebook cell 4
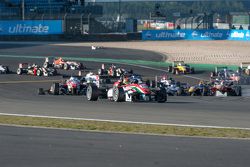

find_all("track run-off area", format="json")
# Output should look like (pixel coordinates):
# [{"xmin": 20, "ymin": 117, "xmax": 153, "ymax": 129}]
[{"xmin": 0, "ymin": 42, "xmax": 250, "ymax": 130}]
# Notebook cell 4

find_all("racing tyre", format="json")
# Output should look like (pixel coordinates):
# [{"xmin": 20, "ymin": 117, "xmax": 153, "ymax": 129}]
[
  {"xmin": 113, "ymin": 87, "xmax": 125, "ymax": 102},
  {"xmin": 145, "ymin": 80, "xmax": 150, "ymax": 87},
  {"xmin": 50, "ymin": 83, "xmax": 59, "ymax": 95},
  {"xmin": 156, "ymin": 88, "xmax": 167, "ymax": 103},
  {"xmin": 202, "ymin": 87, "xmax": 208, "ymax": 96},
  {"xmin": 168, "ymin": 66, "xmax": 173, "ymax": 73},
  {"xmin": 150, "ymin": 80, "xmax": 156, "ymax": 88},
  {"xmin": 63, "ymin": 64, "xmax": 69, "ymax": 70},
  {"xmin": 6, "ymin": 67, "xmax": 9, "ymax": 74},
  {"xmin": 191, "ymin": 68, "xmax": 195, "ymax": 74},
  {"xmin": 98, "ymin": 69, "xmax": 104, "ymax": 75},
  {"xmin": 38, "ymin": 88, "xmax": 45, "ymax": 95},
  {"xmin": 234, "ymin": 86, "xmax": 242, "ymax": 96},
  {"xmin": 86, "ymin": 85, "xmax": 99, "ymax": 101},
  {"xmin": 72, "ymin": 88, "xmax": 77, "ymax": 95},
  {"xmin": 43, "ymin": 62, "xmax": 49, "ymax": 68},
  {"xmin": 37, "ymin": 70, "xmax": 42, "ymax": 76},
  {"xmin": 17, "ymin": 68, "xmax": 22, "ymax": 75}
]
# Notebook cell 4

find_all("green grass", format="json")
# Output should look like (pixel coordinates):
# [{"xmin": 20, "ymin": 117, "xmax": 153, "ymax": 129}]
[{"xmin": 1, "ymin": 115, "xmax": 250, "ymax": 139}]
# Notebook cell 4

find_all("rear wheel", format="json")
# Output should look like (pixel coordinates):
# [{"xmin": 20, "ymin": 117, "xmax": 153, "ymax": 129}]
[
  {"xmin": 234, "ymin": 86, "xmax": 242, "ymax": 96},
  {"xmin": 168, "ymin": 66, "xmax": 173, "ymax": 73},
  {"xmin": 43, "ymin": 62, "xmax": 49, "ymax": 68},
  {"xmin": 86, "ymin": 85, "xmax": 99, "ymax": 101},
  {"xmin": 17, "ymin": 68, "xmax": 22, "ymax": 75},
  {"xmin": 63, "ymin": 64, "xmax": 69, "ymax": 70},
  {"xmin": 113, "ymin": 87, "xmax": 125, "ymax": 102},
  {"xmin": 5, "ymin": 67, "xmax": 9, "ymax": 74},
  {"xmin": 156, "ymin": 88, "xmax": 167, "ymax": 103},
  {"xmin": 72, "ymin": 88, "xmax": 77, "ymax": 95},
  {"xmin": 98, "ymin": 69, "xmax": 104, "ymax": 75},
  {"xmin": 50, "ymin": 83, "xmax": 59, "ymax": 95},
  {"xmin": 37, "ymin": 70, "xmax": 42, "ymax": 76},
  {"xmin": 191, "ymin": 68, "xmax": 195, "ymax": 74}
]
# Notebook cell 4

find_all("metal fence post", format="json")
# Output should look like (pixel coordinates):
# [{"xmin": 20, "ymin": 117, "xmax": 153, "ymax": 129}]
[{"xmin": 63, "ymin": 13, "xmax": 68, "ymax": 34}]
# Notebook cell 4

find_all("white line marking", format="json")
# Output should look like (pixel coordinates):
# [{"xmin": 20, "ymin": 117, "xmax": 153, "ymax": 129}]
[{"xmin": 0, "ymin": 113, "xmax": 249, "ymax": 131}]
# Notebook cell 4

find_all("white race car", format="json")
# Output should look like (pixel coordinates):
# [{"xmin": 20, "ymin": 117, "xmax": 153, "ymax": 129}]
[{"xmin": 0, "ymin": 65, "xmax": 9, "ymax": 74}]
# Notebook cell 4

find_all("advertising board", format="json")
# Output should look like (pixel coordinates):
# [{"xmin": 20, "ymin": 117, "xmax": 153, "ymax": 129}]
[
  {"xmin": 142, "ymin": 29, "xmax": 250, "ymax": 41},
  {"xmin": 0, "ymin": 20, "xmax": 63, "ymax": 35}
]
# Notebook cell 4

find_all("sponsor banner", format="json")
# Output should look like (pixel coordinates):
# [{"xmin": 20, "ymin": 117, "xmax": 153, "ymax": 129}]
[
  {"xmin": 142, "ymin": 29, "xmax": 250, "ymax": 41},
  {"xmin": 0, "ymin": 20, "xmax": 63, "ymax": 35}
]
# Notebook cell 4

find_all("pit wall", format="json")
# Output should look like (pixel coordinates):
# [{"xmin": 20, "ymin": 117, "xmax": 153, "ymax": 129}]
[{"xmin": 142, "ymin": 29, "xmax": 250, "ymax": 41}]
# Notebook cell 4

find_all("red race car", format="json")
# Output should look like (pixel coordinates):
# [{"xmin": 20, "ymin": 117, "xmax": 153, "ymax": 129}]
[{"xmin": 86, "ymin": 76, "xmax": 167, "ymax": 103}]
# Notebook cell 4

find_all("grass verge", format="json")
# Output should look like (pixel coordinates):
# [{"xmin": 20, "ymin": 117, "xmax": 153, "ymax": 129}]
[{"xmin": 0, "ymin": 115, "xmax": 250, "ymax": 139}]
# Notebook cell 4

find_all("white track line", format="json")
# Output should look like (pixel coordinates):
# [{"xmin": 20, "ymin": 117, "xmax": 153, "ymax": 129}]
[{"xmin": 0, "ymin": 113, "xmax": 249, "ymax": 131}]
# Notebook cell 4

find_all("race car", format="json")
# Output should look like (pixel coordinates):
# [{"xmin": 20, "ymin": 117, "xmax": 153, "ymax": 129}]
[
  {"xmin": 168, "ymin": 61, "xmax": 195, "ymax": 75},
  {"xmin": 98, "ymin": 64, "xmax": 133, "ymax": 77},
  {"xmin": 239, "ymin": 62, "xmax": 250, "ymax": 76},
  {"xmin": 0, "ymin": 64, "xmax": 9, "ymax": 74},
  {"xmin": 210, "ymin": 67, "xmax": 240, "ymax": 82},
  {"xmin": 43, "ymin": 57, "xmax": 85, "ymax": 70},
  {"xmin": 38, "ymin": 76, "xmax": 86, "ymax": 95},
  {"xmin": 86, "ymin": 76, "xmax": 167, "ymax": 103},
  {"xmin": 17, "ymin": 63, "xmax": 57, "ymax": 77},
  {"xmin": 39, "ymin": 72, "xmax": 117, "ymax": 96},
  {"xmin": 187, "ymin": 81, "xmax": 211, "ymax": 96},
  {"xmin": 209, "ymin": 80, "xmax": 241, "ymax": 96}
]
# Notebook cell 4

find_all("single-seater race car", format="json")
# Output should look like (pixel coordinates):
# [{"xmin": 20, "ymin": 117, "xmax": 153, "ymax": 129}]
[
  {"xmin": 38, "ymin": 76, "xmax": 86, "ymax": 95},
  {"xmin": 38, "ymin": 72, "xmax": 117, "ymax": 96},
  {"xmin": 98, "ymin": 64, "xmax": 133, "ymax": 77},
  {"xmin": 17, "ymin": 63, "xmax": 57, "ymax": 76},
  {"xmin": 43, "ymin": 57, "xmax": 85, "ymax": 70},
  {"xmin": 168, "ymin": 61, "xmax": 195, "ymax": 75},
  {"xmin": 210, "ymin": 67, "xmax": 240, "ymax": 83},
  {"xmin": 209, "ymin": 80, "xmax": 241, "ymax": 96},
  {"xmin": 86, "ymin": 75, "xmax": 167, "ymax": 103},
  {"xmin": 0, "ymin": 64, "xmax": 9, "ymax": 74},
  {"xmin": 157, "ymin": 75, "xmax": 189, "ymax": 96},
  {"xmin": 239, "ymin": 62, "xmax": 250, "ymax": 76}
]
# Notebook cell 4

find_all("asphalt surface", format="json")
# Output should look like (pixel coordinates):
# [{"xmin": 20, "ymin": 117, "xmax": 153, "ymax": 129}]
[
  {"xmin": 0, "ymin": 43, "xmax": 250, "ymax": 129},
  {"xmin": 1, "ymin": 125, "xmax": 250, "ymax": 167}
]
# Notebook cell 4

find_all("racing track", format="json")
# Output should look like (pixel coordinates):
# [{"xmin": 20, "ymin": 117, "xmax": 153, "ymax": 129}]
[{"xmin": 0, "ymin": 42, "xmax": 250, "ymax": 129}]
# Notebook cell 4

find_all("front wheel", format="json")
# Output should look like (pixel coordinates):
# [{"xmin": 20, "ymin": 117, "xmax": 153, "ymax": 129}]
[{"xmin": 113, "ymin": 87, "xmax": 125, "ymax": 102}]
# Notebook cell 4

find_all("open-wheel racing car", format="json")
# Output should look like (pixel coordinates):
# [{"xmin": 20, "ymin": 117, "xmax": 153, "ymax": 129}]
[
  {"xmin": 239, "ymin": 62, "xmax": 250, "ymax": 76},
  {"xmin": 209, "ymin": 80, "xmax": 242, "ymax": 96},
  {"xmin": 43, "ymin": 57, "xmax": 85, "ymax": 70},
  {"xmin": 38, "ymin": 72, "xmax": 118, "ymax": 96},
  {"xmin": 210, "ymin": 67, "xmax": 240, "ymax": 83},
  {"xmin": 0, "ymin": 64, "xmax": 10, "ymax": 74},
  {"xmin": 38, "ymin": 76, "xmax": 86, "ymax": 95},
  {"xmin": 17, "ymin": 63, "xmax": 57, "ymax": 76},
  {"xmin": 98, "ymin": 64, "xmax": 133, "ymax": 77},
  {"xmin": 86, "ymin": 75, "xmax": 167, "ymax": 103},
  {"xmin": 168, "ymin": 61, "xmax": 195, "ymax": 75}
]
